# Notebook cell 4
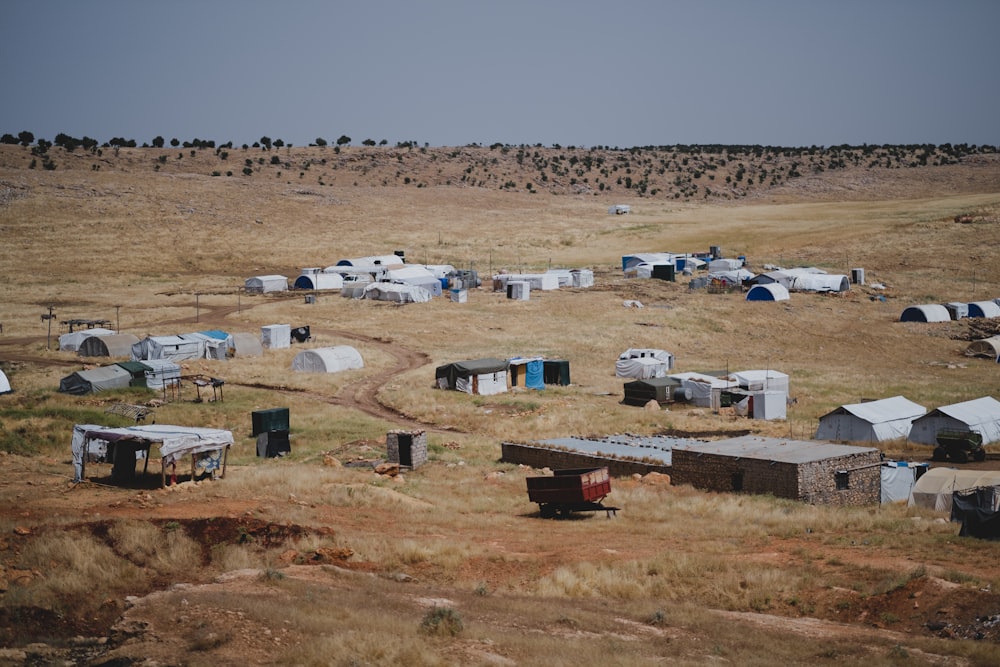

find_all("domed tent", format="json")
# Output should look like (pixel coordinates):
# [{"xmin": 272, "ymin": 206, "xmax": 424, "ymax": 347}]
[
  {"xmin": 78, "ymin": 333, "xmax": 140, "ymax": 358},
  {"xmin": 899, "ymin": 304, "xmax": 951, "ymax": 323},
  {"xmin": 965, "ymin": 335, "xmax": 1000, "ymax": 360},
  {"xmin": 59, "ymin": 365, "xmax": 132, "ymax": 395},
  {"xmin": 59, "ymin": 328, "xmax": 116, "ymax": 352},
  {"xmin": 967, "ymin": 301, "xmax": 1000, "ymax": 319},
  {"xmin": 745, "ymin": 283, "xmax": 790, "ymax": 302},
  {"xmin": 293, "ymin": 269, "xmax": 344, "ymax": 291},
  {"xmin": 291, "ymin": 346, "xmax": 364, "ymax": 373},
  {"xmin": 0, "ymin": 369, "xmax": 11, "ymax": 394}
]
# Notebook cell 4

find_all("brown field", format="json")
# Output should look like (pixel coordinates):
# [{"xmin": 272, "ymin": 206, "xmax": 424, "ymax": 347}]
[{"xmin": 1, "ymin": 143, "xmax": 1000, "ymax": 665}]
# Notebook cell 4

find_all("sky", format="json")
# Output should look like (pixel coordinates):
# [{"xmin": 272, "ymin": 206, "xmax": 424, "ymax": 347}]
[{"xmin": 2, "ymin": 0, "xmax": 998, "ymax": 149}]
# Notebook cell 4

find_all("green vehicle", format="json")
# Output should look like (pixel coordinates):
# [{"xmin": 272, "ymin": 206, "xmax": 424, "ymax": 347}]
[{"xmin": 933, "ymin": 429, "xmax": 986, "ymax": 463}]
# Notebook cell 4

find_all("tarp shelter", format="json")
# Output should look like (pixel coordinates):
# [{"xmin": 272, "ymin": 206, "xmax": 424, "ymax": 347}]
[
  {"xmin": 709, "ymin": 269, "xmax": 754, "ymax": 285},
  {"xmin": 746, "ymin": 284, "xmax": 790, "ymax": 301},
  {"xmin": 668, "ymin": 372, "xmax": 736, "ymax": 408},
  {"xmin": 571, "ymin": 269, "xmax": 594, "ymax": 288},
  {"xmin": 187, "ymin": 330, "xmax": 232, "ymax": 360},
  {"xmin": 0, "ymin": 369, "xmax": 11, "ymax": 394},
  {"xmin": 908, "ymin": 468, "xmax": 1000, "ymax": 513},
  {"xmin": 493, "ymin": 273, "xmax": 560, "ymax": 291},
  {"xmin": 899, "ymin": 304, "xmax": 951, "ymax": 323},
  {"xmin": 616, "ymin": 349, "xmax": 674, "ymax": 379},
  {"xmin": 291, "ymin": 346, "xmax": 364, "ymax": 373},
  {"xmin": 967, "ymin": 301, "xmax": 1000, "ymax": 318},
  {"xmin": 730, "ymin": 370, "xmax": 789, "ymax": 394},
  {"xmin": 244, "ymin": 275, "xmax": 288, "ymax": 294},
  {"xmin": 59, "ymin": 365, "xmax": 133, "ymax": 395},
  {"xmin": 609, "ymin": 204, "xmax": 631, "ymax": 215},
  {"xmin": 816, "ymin": 395, "xmax": 927, "ymax": 443},
  {"xmin": 435, "ymin": 358, "xmax": 509, "ymax": 395},
  {"xmin": 293, "ymin": 269, "xmax": 344, "ymax": 291},
  {"xmin": 622, "ymin": 253, "xmax": 674, "ymax": 271},
  {"xmin": 141, "ymin": 359, "xmax": 181, "ymax": 391},
  {"xmin": 115, "ymin": 361, "xmax": 153, "ymax": 387},
  {"xmin": 622, "ymin": 377, "xmax": 688, "ymax": 407},
  {"xmin": 908, "ymin": 396, "xmax": 1000, "ymax": 446},
  {"xmin": 789, "ymin": 274, "xmax": 850, "ymax": 293},
  {"xmin": 78, "ymin": 333, "xmax": 140, "ymax": 358},
  {"xmin": 748, "ymin": 271, "xmax": 793, "ymax": 289},
  {"xmin": 363, "ymin": 282, "xmax": 432, "ymax": 303},
  {"xmin": 59, "ymin": 327, "xmax": 116, "ymax": 352},
  {"xmin": 335, "ymin": 255, "xmax": 404, "ymax": 268},
  {"xmin": 708, "ymin": 258, "xmax": 743, "ymax": 272},
  {"xmin": 71, "ymin": 423, "xmax": 234, "ymax": 486},
  {"xmin": 881, "ymin": 461, "xmax": 929, "ymax": 503},
  {"xmin": 508, "ymin": 357, "xmax": 545, "ymax": 389},
  {"xmin": 230, "ymin": 332, "xmax": 264, "ymax": 357},
  {"xmin": 131, "ymin": 335, "xmax": 205, "ymax": 363},
  {"xmin": 261, "ymin": 324, "xmax": 291, "ymax": 349},
  {"xmin": 543, "ymin": 359, "xmax": 571, "ymax": 386},
  {"xmin": 965, "ymin": 335, "xmax": 1000, "ymax": 360},
  {"xmin": 731, "ymin": 390, "xmax": 787, "ymax": 420},
  {"xmin": 952, "ymin": 487, "xmax": 1000, "ymax": 539},
  {"xmin": 386, "ymin": 266, "xmax": 443, "ymax": 296}
]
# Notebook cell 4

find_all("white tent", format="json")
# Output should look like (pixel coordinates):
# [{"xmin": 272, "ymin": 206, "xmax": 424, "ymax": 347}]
[
  {"xmin": 571, "ymin": 269, "xmax": 595, "ymax": 288},
  {"xmin": 244, "ymin": 275, "xmax": 288, "ymax": 294},
  {"xmin": 387, "ymin": 266, "xmax": 443, "ymax": 296},
  {"xmin": 363, "ymin": 282, "xmax": 432, "ymax": 303},
  {"xmin": 708, "ymin": 258, "xmax": 743, "ymax": 272},
  {"xmin": 78, "ymin": 333, "xmax": 140, "ymax": 358},
  {"xmin": 788, "ymin": 273, "xmax": 850, "ymax": 292},
  {"xmin": 435, "ymin": 358, "xmax": 509, "ymax": 395},
  {"xmin": 131, "ymin": 335, "xmax": 205, "ymax": 362},
  {"xmin": 900, "ymin": 304, "xmax": 951, "ymax": 323},
  {"xmin": 59, "ymin": 328, "xmax": 116, "ymax": 352},
  {"xmin": 291, "ymin": 346, "xmax": 364, "ymax": 373},
  {"xmin": 0, "ymin": 369, "xmax": 11, "ymax": 394},
  {"xmin": 967, "ymin": 301, "xmax": 1000, "ymax": 318},
  {"xmin": 294, "ymin": 269, "xmax": 345, "ymax": 291},
  {"xmin": 816, "ymin": 396, "xmax": 927, "ymax": 442},
  {"xmin": 745, "ymin": 284, "xmax": 790, "ymax": 301},
  {"xmin": 908, "ymin": 396, "xmax": 1000, "ymax": 445},
  {"xmin": 881, "ymin": 462, "xmax": 929, "ymax": 503},
  {"xmin": 142, "ymin": 359, "xmax": 182, "ymax": 391},
  {"xmin": 616, "ymin": 348, "xmax": 674, "ymax": 379},
  {"xmin": 668, "ymin": 372, "xmax": 737, "ymax": 408},
  {"xmin": 622, "ymin": 253, "xmax": 674, "ymax": 271},
  {"xmin": 230, "ymin": 332, "xmax": 264, "ymax": 357},
  {"xmin": 335, "ymin": 255, "xmax": 404, "ymax": 268},
  {"xmin": 965, "ymin": 335, "xmax": 1000, "ymax": 360},
  {"xmin": 544, "ymin": 269, "xmax": 574, "ymax": 287},
  {"xmin": 493, "ymin": 273, "xmax": 560, "ymax": 291},
  {"xmin": 908, "ymin": 468, "xmax": 1000, "ymax": 513},
  {"xmin": 261, "ymin": 324, "xmax": 291, "ymax": 349},
  {"xmin": 186, "ymin": 331, "xmax": 232, "ymax": 360},
  {"xmin": 730, "ymin": 369, "xmax": 789, "ymax": 394}
]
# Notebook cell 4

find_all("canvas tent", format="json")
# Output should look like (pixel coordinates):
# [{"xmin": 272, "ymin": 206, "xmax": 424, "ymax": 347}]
[
  {"xmin": 668, "ymin": 372, "xmax": 736, "ymax": 408},
  {"xmin": 435, "ymin": 358, "xmax": 509, "ymax": 395},
  {"xmin": 59, "ymin": 328, "xmax": 116, "ymax": 352},
  {"xmin": 291, "ymin": 346, "xmax": 364, "ymax": 373},
  {"xmin": 493, "ymin": 273, "xmax": 560, "ymax": 291},
  {"xmin": 0, "ymin": 369, "xmax": 11, "ymax": 394},
  {"xmin": 899, "ymin": 304, "xmax": 950, "ymax": 323},
  {"xmin": 230, "ymin": 332, "xmax": 264, "ymax": 357},
  {"xmin": 78, "ymin": 333, "xmax": 140, "ymax": 358},
  {"xmin": 708, "ymin": 258, "xmax": 743, "ymax": 272},
  {"xmin": 71, "ymin": 423, "xmax": 234, "ymax": 485},
  {"xmin": 881, "ymin": 461, "xmax": 929, "ymax": 504},
  {"xmin": 293, "ymin": 269, "xmax": 344, "ymax": 291},
  {"xmin": 59, "ymin": 365, "xmax": 133, "ymax": 395},
  {"xmin": 965, "ymin": 335, "xmax": 1000, "ymax": 360},
  {"xmin": 746, "ymin": 284, "xmax": 790, "ymax": 302},
  {"xmin": 131, "ymin": 335, "xmax": 205, "ymax": 363},
  {"xmin": 908, "ymin": 467, "xmax": 1000, "ymax": 513},
  {"xmin": 788, "ymin": 273, "xmax": 850, "ymax": 293},
  {"xmin": 186, "ymin": 330, "xmax": 232, "ymax": 360},
  {"xmin": 261, "ymin": 324, "xmax": 291, "ymax": 349},
  {"xmin": 622, "ymin": 253, "xmax": 674, "ymax": 271},
  {"xmin": 387, "ymin": 266, "xmax": 443, "ymax": 296},
  {"xmin": 908, "ymin": 396, "xmax": 1000, "ymax": 446},
  {"xmin": 816, "ymin": 396, "xmax": 927, "ymax": 443},
  {"xmin": 616, "ymin": 348, "xmax": 674, "ymax": 379},
  {"xmin": 141, "ymin": 359, "xmax": 182, "ymax": 391},
  {"xmin": 967, "ymin": 301, "xmax": 1000, "ymax": 319},
  {"xmin": 244, "ymin": 275, "xmax": 288, "ymax": 294},
  {"xmin": 363, "ymin": 282, "xmax": 432, "ymax": 303}
]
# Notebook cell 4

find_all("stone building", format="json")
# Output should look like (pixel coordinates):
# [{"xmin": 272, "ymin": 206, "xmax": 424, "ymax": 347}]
[{"xmin": 386, "ymin": 430, "xmax": 427, "ymax": 469}]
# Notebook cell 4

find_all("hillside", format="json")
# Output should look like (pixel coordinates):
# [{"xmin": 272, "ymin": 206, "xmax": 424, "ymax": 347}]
[{"xmin": 1, "ymin": 142, "xmax": 1000, "ymax": 665}]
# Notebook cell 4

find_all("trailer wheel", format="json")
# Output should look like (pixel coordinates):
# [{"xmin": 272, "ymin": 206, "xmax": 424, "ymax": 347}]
[
  {"xmin": 952, "ymin": 449, "xmax": 969, "ymax": 464},
  {"xmin": 974, "ymin": 448, "xmax": 987, "ymax": 462},
  {"xmin": 539, "ymin": 505, "xmax": 556, "ymax": 519},
  {"xmin": 932, "ymin": 447, "xmax": 947, "ymax": 461}
]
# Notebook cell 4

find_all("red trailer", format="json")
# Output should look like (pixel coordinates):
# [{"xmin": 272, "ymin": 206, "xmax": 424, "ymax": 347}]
[{"xmin": 526, "ymin": 467, "xmax": 618, "ymax": 518}]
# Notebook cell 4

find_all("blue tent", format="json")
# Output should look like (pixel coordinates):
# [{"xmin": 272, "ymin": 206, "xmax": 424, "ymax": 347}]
[{"xmin": 509, "ymin": 357, "xmax": 545, "ymax": 390}]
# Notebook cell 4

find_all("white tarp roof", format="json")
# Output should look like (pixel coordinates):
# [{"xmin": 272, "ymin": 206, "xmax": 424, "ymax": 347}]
[
  {"xmin": 335, "ymin": 255, "xmax": 404, "ymax": 267},
  {"xmin": 261, "ymin": 324, "xmax": 291, "ymax": 349},
  {"xmin": 616, "ymin": 349, "xmax": 674, "ymax": 379},
  {"xmin": 141, "ymin": 359, "xmax": 181, "ymax": 390},
  {"xmin": 294, "ymin": 271, "xmax": 344, "ymax": 290},
  {"xmin": 881, "ymin": 462, "xmax": 928, "ymax": 503},
  {"xmin": 363, "ymin": 282, "xmax": 432, "ymax": 303},
  {"xmin": 245, "ymin": 275, "xmax": 288, "ymax": 293},
  {"xmin": 816, "ymin": 396, "xmax": 927, "ymax": 442},
  {"xmin": 230, "ymin": 332, "xmax": 264, "ymax": 357},
  {"xmin": 131, "ymin": 335, "xmax": 206, "ymax": 362},
  {"xmin": 908, "ymin": 396, "xmax": 1000, "ymax": 445},
  {"xmin": 291, "ymin": 346, "xmax": 364, "ymax": 373},
  {"xmin": 968, "ymin": 301, "xmax": 1000, "ymax": 318},
  {"xmin": 730, "ymin": 369, "xmax": 789, "ymax": 393},
  {"xmin": 72, "ymin": 424, "xmax": 235, "ymax": 481},
  {"xmin": 908, "ymin": 467, "xmax": 1000, "ymax": 513},
  {"xmin": 900, "ymin": 304, "xmax": 951, "ymax": 323},
  {"xmin": 59, "ymin": 328, "xmax": 116, "ymax": 352},
  {"xmin": 493, "ymin": 273, "xmax": 561, "ymax": 290},
  {"xmin": 789, "ymin": 273, "xmax": 850, "ymax": 292}
]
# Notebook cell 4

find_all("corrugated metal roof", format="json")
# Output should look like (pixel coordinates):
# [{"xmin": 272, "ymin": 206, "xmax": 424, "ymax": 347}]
[
  {"xmin": 535, "ymin": 434, "xmax": 698, "ymax": 465},
  {"xmin": 673, "ymin": 435, "xmax": 878, "ymax": 464}
]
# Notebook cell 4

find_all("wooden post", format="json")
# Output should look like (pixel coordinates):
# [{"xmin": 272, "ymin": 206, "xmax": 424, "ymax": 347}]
[
  {"xmin": 160, "ymin": 458, "xmax": 166, "ymax": 488},
  {"xmin": 190, "ymin": 453, "xmax": 196, "ymax": 482},
  {"xmin": 221, "ymin": 445, "xmax": 229, "ymax": 479}
]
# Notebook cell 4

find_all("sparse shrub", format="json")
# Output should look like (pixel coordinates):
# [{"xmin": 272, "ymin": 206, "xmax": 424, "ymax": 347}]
[{"xmin": 419, "ymin": 606, "xmax": 463, "ymax": 636}]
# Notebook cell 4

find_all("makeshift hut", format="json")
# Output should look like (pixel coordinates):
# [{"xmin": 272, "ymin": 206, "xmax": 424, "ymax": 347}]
[
  {"xmin": 666, "ymin": 372, "xmax": 734, "ymax": 408},
  {"xmin": 493, "ymin": 273, "xmax": 560, "ymax": 291},
  {"xmin": 788, "ymin": 274, "xmax": 850, "ymax": 293},
  {"xmin": 508, "ymin": 357, "xmax": 545, "ymax": 389},
  {"xmin": 899, "ymin": 304, "xmax": 950, "ymax": 323},
  {"xmin": 608, "ymin": 204, "xmax": 631, "ymax": 215},
  {"xmin": 746, "ymin": 283, "xmax": 790, "ymax": 301},
  {"xmin": 78, "ymin": 333, "xmax": 140, "ymax": 358},
  {"xmin": 908, "ymin": 396, "xmax": 1000, "ymax": 446},
  {"xmin": 386, "ymin": 266, "xmax": 443, "ymax": 296},
  {"xmin": 186, "ymin": 330, "xmax": 232, "ymax": 360},
  {"xmin": 622, "ymin": 377, "xmax": 689, "ymax": 407},
  {"xmin": 363, "ymin": 282, "xmax": 432, "ymax": 303},
  {"xmin": 244, "ymin": 275, "xmax": 288, "ymax": 294},
  {"xmin": 815, "ymin": 396, "xmax": 927, "ymax": 443},
  {"xmin": 708, "ymin": 258, "xmax": 744, "ymax": 272},
  {"xmin": 615, "ymin": 348, "xmax": 674, "ymax": 379},
  {"xmin": 908, "ymin": 468, "xmax": 1000, "ymax": 513},
  {"xmin": 435, "ymin": 358, "xmax": 509, "ymax": 395},
  {"xmin": 261, "ymin": 324, "xmax": 291, "ymax": 349},
  {"xmin": 71, "ymin": 423, "xmax": 234, "ymax": 486},
  {"xmin": 967, "ymin": 301, "xmax": 1000, "ymax": 319},
  {"xmin": 59, "ymin": 365, "xmax": 133, "ymax": 395},
  {"xmin": 0, "ymin": 369, "xmax": 11, "ymax": 394},
  {"xmin": 141, "ymin": 359, "xmax": 182, "ymax": 391},
  {"xmin": 115, "ymin": 361, "xmax": 153, "ymax": 387},
  {"xmin": 59, "ymin": 327, "xmax": 116, "ymax": 352},
  {"xmin": 881, "ymin": 461, "xmax": 929, "ymax": 504},
  {"xmin": 571, "ymin": 269, "xmax": 595, "ymax": 288},
  {"xmin": 230, "ymin": 332, "xmax": 264, "ymax": 357},
  {"xmin": 952, "ymin": 486, "xmax": 1000, "ymax": 539},
  {"xmin": 621, "ymin": 253, "xmax": 674, "ymax": 271},
  {"xmin": 293, "ymin": 269, "xmax": 344, "ymax": 291},
  {"xmin": 730, "ymin": 369, "xmax": 789, "ymax": 394},
  {"xmin": 291, "ymin": 346, "xmax": 364, "ymax": 373},
  {"xmin": 131, "ymin": 335, "xmax": 205, "ymax": 363},
  {"xmin": 965, "ymin": 335, "xmax": 1000, "ymax": 360},
  {"xmin": 747, "ymin": 271, "xmax": 793, "ymax": 289}
]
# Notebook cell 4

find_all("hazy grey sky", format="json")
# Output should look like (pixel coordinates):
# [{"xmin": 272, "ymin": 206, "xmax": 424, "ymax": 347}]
[{"xmin": 3, "ymin": 0, "xmax": 998, "ymax": 148}]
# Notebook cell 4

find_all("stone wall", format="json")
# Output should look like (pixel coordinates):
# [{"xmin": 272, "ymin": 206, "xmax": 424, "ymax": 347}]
[
  {"xmin": 500, "ymin": 442, "xmax": 671, "ymax": 477},
  {"xmin": 386, "ymin": 430, "xmax": 427, "ymax": 469}
]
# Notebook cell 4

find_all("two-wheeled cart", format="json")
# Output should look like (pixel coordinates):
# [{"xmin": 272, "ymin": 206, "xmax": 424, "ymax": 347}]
[{"xmin": 526, "ymin": 467, "xmax": 618, "ymax": 518}]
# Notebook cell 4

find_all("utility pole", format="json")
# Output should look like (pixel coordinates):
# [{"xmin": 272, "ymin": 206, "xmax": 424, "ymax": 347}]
[
  {"xmin": 195, "ymin": 293, "xmax": 200, "ymax": 323},
  {"xmin": 41, "ymin": 305, "xmax": 56, "ymax": 350},
  {"xmin": 114, "ymin": 304, "xmax": 121, "ymax": 333}
]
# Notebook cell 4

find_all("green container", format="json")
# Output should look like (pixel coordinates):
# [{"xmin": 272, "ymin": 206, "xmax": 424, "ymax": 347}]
[{"xmin": 251, "ymin": 408, "xmax": 290, "ymax": 436}]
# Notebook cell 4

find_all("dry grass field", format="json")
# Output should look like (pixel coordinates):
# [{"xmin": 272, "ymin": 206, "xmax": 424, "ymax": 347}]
[{"xmin": 1, "ymin": 142, "xmax": 1000, "ymax": 665}]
